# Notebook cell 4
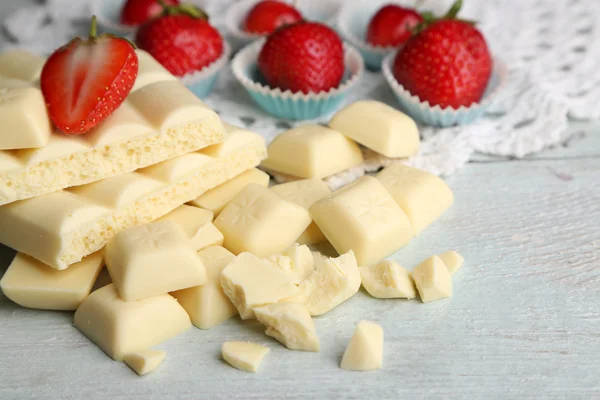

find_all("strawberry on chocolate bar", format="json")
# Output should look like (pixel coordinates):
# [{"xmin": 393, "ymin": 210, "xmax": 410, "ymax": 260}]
[{"xmin": 40, "ymin": 16, "xmax": 138, "ymax": 135}]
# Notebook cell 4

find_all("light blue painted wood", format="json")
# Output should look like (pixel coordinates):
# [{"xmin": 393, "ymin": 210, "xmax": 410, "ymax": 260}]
[{"xmin": 0, "ymin": 1, "xmax": 598, "ymax": 398}]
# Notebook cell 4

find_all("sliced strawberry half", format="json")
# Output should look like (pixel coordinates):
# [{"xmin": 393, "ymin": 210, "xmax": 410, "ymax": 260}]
[{"xmin": 40, "ymin": 17, "xmax": 138, "ymax": 135}]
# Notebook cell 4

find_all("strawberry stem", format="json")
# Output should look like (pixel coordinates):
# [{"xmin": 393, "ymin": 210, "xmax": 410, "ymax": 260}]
[
  {"xmin": 156, "ymin": 0, "xmax": 208, "ymax": 20},
  {"xmin": 89, "ymin": 15, "xmax": 97, "ymax": 39},
  {"xmin": 445, "ymin": 0, "xmax": 462, "ymax": 19}
]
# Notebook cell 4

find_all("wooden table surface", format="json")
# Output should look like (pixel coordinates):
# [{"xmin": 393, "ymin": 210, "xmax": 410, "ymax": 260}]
[
  {"xmin": 1, "ymin": 120, "xmax": 598, "ymax": 399},
  {"xmin": 0, "ymin": 2, "xmax": 599, "ymax": 398}
]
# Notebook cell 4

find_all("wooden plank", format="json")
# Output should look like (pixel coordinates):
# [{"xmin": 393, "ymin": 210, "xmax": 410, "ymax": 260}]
[{"xmin": 1, "ymin": 153, "xmax": 598, "ymax": 399}]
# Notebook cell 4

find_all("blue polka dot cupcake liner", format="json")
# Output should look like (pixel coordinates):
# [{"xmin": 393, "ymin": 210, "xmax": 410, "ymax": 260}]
[
  {"xmin": 232, "ymin": 38, "xmax": 364, "ymax": 121},
  {"xmin": 382, "ymin": 52, "xmax": 508, "ymax": 127}
]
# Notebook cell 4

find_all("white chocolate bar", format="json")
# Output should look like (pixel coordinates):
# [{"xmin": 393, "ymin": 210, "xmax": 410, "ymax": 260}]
[
  {"xmin": 0, "ymin": 252, "xmax": 103, "ymax": 311},
  {"xmin": 298, "ymin": 251, "xmax": 361, "ymax": 316},
  {"xmin": 329, "ymin": 101, "xmax": 419, "ymax": 158},
  {"xmin": 132, "ymin": 49, "xmax": 177, "ymax": 92},
  {"xmin": 271, "ymin": 179, "xmax": 331, "ymax": 245},
  {"xmin": 377, "ymin": 163, "xmax": 453, "ymax": 233},
  {"xmin": 188, "ymin": 168, "xmax": 270, "ymax": 214},
  {"xmin": 261, "ymin": 124, "xmax": 364, "ymax": 179},
  {"xmin": 0, "ymin": 49, "xmax": 45, "ymax": 82},
  {"xmin": 105, "ymin": 221, "xmax": 207, "ymax": 301},
  {"xmin": 359, "ymin": 260, "xmax": 416, "ymax": 299},
  {"xmin": 310, "ymin": 176, "xmax": 414, "ymax": 266},
  {"xmin": 340, "ymin": 321, "xmax": 383, "ymax": 371},
  {"xmin": 438, "ymin": 250, "xmax": 464, "ymax": 275},
  {"xmin": 0, "ymin": 127, "xmax": 266, "ymax": 269},
  {"xmin": 0, "ymin": 86, "xmax": 52, "ymax": 150},
  {"xmin": 0, "ymin": 50, "xmax": 226, "ymax": 206},
  {"xmin": 171, "ymin": 246, "xmax": 238, "ymax": 330},
  {"xmin": 74, "ymin": 284, "xmax": 191, "ymax": 361},
  {"xmin": 411, "ymin": 255, "xmax": 452, "ymax": 303},
  {"xmin": 215, "ymin": 183, "xmax": 312, "ymax": 258},
  {"xmin": 222, "ymin": 341, "xmax": 269, "ymax": 373},
  {"xmin": 124, "ymin": 349, "xmax": 166, "ymax": 376},
  {"xmin": 220, "ymin": 252, "xmax": 302, "ymax": 320},
  {"xmin": 254, "ymin": 303, "xmax": 320, "ymax": 352},
  {"xmin": 266, "ymin": 243, "xmax": 314, "ymax": 285}
]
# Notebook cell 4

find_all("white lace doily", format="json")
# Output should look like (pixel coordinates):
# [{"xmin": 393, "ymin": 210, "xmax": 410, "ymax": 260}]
[{"xmin": 2, "ymin": 0, "xmax": 597, "ymax": 188}]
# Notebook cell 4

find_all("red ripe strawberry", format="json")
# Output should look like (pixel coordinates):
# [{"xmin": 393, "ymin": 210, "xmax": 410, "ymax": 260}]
[
  {"xmin": 258, "ymin": 22, "xmax": 344, "ymax": 94},
  {"xmin": 135, "ymin": 3, "xmax": 223, "ymax": 77},
  {"xmin": 121, "ymin": 0, "xmax": 180, "ymax": 26},
  {"xmin": 40, "ymin": 17, "xmax": 138, "ymax": 135},
  {"xmin": 392, "ymin": 0, "xmax": 492, "ymax": 109},
  {"xmin": 367, "ymin": 4, "xmax": 423, "ymax": 47},
  {"xmin": 244, "ymin": 0, "xmax": 302, "ymax": 35}
]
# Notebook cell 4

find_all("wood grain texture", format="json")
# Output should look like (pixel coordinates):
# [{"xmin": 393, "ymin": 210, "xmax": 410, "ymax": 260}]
[{"xmin": 1, "ymin": 128, "xmax": 599, "ymax": 399}]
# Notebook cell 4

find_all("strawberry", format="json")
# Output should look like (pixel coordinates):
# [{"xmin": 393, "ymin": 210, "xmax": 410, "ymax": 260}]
[
  {"xmin": 392, "ymin": 0, "xmax": 492, "ymax": 109},
  {"xmin": 40, "ymin": 17, "xmax": 138, "ymax": 135},
  {"xmin": 120, "ymin": 0, "xmax": 180, "ymax": 26},
  {"xmin": 366, "ymin": 4, "xmax": 423, "ymax": 47},
  {"xmin": 244, "ymin": 0, "xmax": 302, "ymax": 35},
  {"xmin": 135, "ymin": 3, "xmax": 223, "ymax": 77},
  {"xmin": 258, "ymin": 21, "xmax": 344, "ymax": 94}
]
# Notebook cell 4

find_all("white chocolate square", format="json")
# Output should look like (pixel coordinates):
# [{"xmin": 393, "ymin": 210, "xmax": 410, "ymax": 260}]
[
  {"xmin": 132, "ymin": 49, "xmax": 177, "ymax": 92},
  {"xmin": 359, "ymin": 260, "xmax": 416, "ymax": 299},
  {"xmin": 261, "ymin": 124, "xmax": 364, "ymax": 179},
  {"xmin": 171, "ymin": 246, "xmax": 238, "ymax": 329},
  {"xmin": 220, "ymin": 252, "xmax": 302, "ymax": 320},
  {"xmin": 192, "ymin": 223, "xmax": 224, "ymax": 251},
  {"xmin": 105, "ymin": 221, "xmax": 206, "ymax": 301},
  {"xmin": 267, "ymin": 243, "xmax": 314, "ymax": 285},
  {"xmin": 340, "ymin": 321, "xmax": 384, "ymax": 371},
  {"xmin": 310, "ymin": 176, "xmax": 414, "ymax": 266},
  {"xmin": 83, "ymin": 101, "xmax": 155, "ymax": 147},
  {"xmin": 74, "ymin": 284, "xmax": 191, "ymax": 360},
  {"xmin": 124, "ymin": 349, "xmax": 166, "ymax": 376},
  {"xmin": 271, "ymin": 179, "xmax": 331, "ymax": 245},
  {"xmin": 222, "ymin": 341, "xmax": 269, "ymax": 373},
  {"xmin": 411, "ymin": 255, "xmax": 452, "ymax": 303},
  {"xmin": 0, "ymin": 191, "xmax": 111, "ymax": 269},
  {"xmin": 127, "ymin": 80, "xmax": 216, "ymax": 132},
  {"xmin": 329, "ymin": 100, "xmax": 419, "ymax": 158},
  {"xmin": 70, "ymin": 172, "xmax": 163, "ymax": 210},
  {"xmin": 156, "ymin": 205, "xmax": 221, "ymax": 251},
  {"xmin": 0, "ymin": 252, "xmax": 103, "ymax": 311},
  {"xmin": 202, "ymin": 124, "xmax": 266, "ymax": 159},
  {"xmin": 188, "ymin": 168, "xmax": 270, "ymax": 214},
  {"xmin": 215, "ymin": 183, "xmax": 312, "ymax": 257},
  {"xmin": 377, "ymin": 163, "xmax": 453, "ymax": 233},
  {"xmin": 254, "ymin": 302, "xmax": 320, "ymax": 352},
  {"xmin": 298, "ymin": 251, "xmax": 361, "ymax": 316},
  {"xmin": 438, "ymin": 250, "xmax": 464, "ymax": 275},
  {"xmin": 0, "ymin": 87, "xmax": 52, "ymax": 150}
]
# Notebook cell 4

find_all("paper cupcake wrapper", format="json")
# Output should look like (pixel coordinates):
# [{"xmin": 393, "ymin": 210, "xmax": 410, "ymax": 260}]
[
  {"xmin": 225, "ymin": 0, "xmax": 341, "ymax": 53},
  {"xmin": 336, "ymin": 1, "xmax": 396, "ymax": 71},
  {"xmin": 232, "ymin": 39, "xmax": 364, "ymax": 120},
  {"xmin": 92, "ymin": 0, "xmax": 137, "ymax": 37},
  {"xmin": 180, "ymin": 41, "xmax": 231, "ymax": 99},
  {"xmin": 382, "ymin": 53, "xmax": 508, "ymax": 127}
]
